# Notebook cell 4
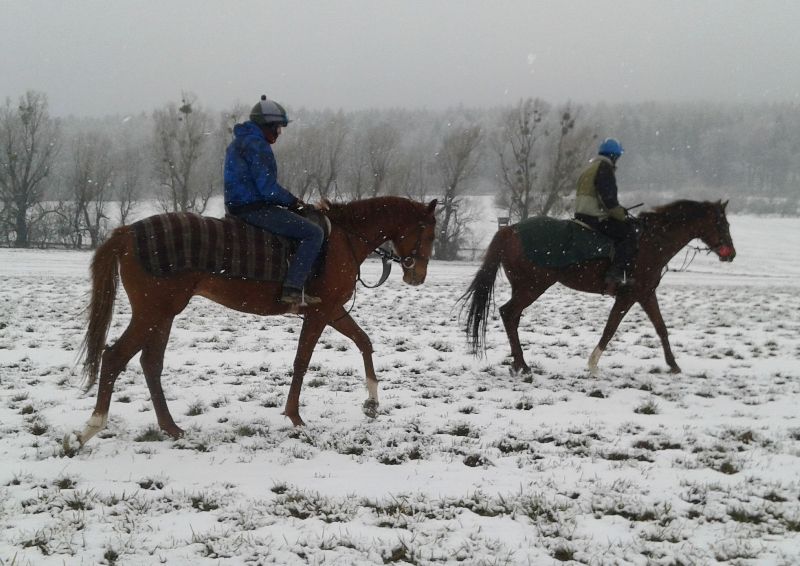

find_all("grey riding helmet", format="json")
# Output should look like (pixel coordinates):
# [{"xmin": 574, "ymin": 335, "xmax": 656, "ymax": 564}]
[{"xmin": 249, "ymin": 95, "xmax": 291, "ymax": 127}]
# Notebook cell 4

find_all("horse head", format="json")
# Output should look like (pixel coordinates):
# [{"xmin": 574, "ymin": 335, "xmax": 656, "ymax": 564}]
[
  {"xmin": 701, "ymin": 200, "xmax": 736, "ymax": 262},
  {"xmin": 393, "ymin": 199, "xmax": 437, "ymax": 285}
]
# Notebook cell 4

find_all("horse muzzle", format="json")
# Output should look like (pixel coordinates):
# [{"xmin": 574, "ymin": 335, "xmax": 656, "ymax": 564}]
[
  {"xmin": 402, "ymin": 267, "xmax": 427, "ymax": 286},
  {"xmin": 715, "ymin": 245, "xmax": 736, "ymax": 262}
]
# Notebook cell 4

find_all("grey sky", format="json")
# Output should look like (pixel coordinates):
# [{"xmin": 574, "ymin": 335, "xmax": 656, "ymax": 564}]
[{"xmin": 2, "ymin": 0, "xmax": 799, "ymax": 117}]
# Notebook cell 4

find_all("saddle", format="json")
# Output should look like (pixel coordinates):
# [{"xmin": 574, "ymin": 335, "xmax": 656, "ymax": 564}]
[
  {"xmin": 131, "ymin": 210, "xmax": 330, "ymax": 281},
  {"xmin": 512, "ymin": 216, "xmax": 614, "ymax": 268}
]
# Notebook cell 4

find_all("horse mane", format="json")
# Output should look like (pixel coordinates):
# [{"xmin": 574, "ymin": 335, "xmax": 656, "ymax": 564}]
[
  {"xmin": 639, "ymin": 199, "xmax": 716, "ymax": 226},
  {"xmin": 325, "ymin": 196, "xmax": 428, "ymax": 228}
]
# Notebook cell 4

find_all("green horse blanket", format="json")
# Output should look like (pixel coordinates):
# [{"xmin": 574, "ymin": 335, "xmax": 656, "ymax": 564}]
[{"xmin": 512, "ymin": 217, "xmax": 614, "ymax": 268}]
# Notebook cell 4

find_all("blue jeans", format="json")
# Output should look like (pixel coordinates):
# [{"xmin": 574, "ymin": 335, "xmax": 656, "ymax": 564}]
[{"xmin": 235, "ymin": 205, "xmax": 324, "ymax": 289}]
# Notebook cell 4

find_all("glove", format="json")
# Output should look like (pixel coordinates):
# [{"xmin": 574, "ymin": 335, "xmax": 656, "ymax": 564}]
[{"xmin": 608, "ymin": 206, "xmax": 626, "ymax": 222}]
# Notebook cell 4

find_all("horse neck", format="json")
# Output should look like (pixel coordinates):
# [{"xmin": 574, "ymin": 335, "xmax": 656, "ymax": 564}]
[
  {"xmin": 332, "ymin": 197, "xmax": 416, "ymax": 260},
  {"xmin": 641, "ymin": 213, "xmax": 705, "ymax": 266}
]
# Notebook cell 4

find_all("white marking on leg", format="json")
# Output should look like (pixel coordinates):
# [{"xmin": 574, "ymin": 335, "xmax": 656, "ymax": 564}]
[
  {"xmin": 366, "ymin": 378, "xmax": 378, "ymax": 403},
  {"xmin": 588, "ymin": 346, "xmax": 604, "ymax": 376},
  {"xmin": 78, "ymin": 413, "xmax": 108, "ymax": 445}
]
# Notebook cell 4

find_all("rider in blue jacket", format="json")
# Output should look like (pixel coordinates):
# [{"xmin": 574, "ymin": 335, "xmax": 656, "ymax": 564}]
[{"xmin": 224, "ymin": 95, "xmax": 323, "ymax": 305}]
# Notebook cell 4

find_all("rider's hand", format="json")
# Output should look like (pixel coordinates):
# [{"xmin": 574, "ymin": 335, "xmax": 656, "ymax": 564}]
[{"xmin": 609, "ymin": 206, "xmax": 626, "ymax": 222}]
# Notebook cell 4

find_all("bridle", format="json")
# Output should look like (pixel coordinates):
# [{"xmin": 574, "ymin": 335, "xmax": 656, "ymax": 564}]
[
  {"xmin": 648, "ymin": 205, "xmax": 731, "ymax": 280},
  {"xmin": 343, "ymin": 220, "xmax": 431, "ymax": 288}
]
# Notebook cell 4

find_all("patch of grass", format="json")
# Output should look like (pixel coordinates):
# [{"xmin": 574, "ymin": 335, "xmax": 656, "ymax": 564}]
[
  {"xmin": 103, "ymin": 547, "xmax": 120, "ymax": 565},
  {"xmin": 552, "ymin": 546, "xmax": 575, "ymax": 562},
  {"xmin": 54, "ymin": 476, "xmax": 77, "ymax": 490},
  {"xmin": 186, "ymin": 401, "xmax": 205, "ymax": 416},
  {"xmin": 728, "ymin": 506, "xmax": 765, "ymax": 524},
  {"xmin": 20, "ymin": 404, "xmax": 35, "ymax": 415},
  {"xmin": 463, "ymin": 453, "xmax": 492, "ymax": 468},
  {"xmin": 495, "ymin": 437, "xmax": 530, "ymax": 454},
  {"xmin": 190, "ymin": 492, "xmax": 219, "ymax": 512},
  {"xmin": 307, "ymin": 377, "xmax": 325, "ymax": 388},
  {"xmin": 134, "ymin": 426, "xmax": 165, "ymax": 442},
  {"xmin": 235, "ymin": 424, "xmax": 257, "ymax": 437},
  {"xmin": 20, "ymin": 529, "xmax": 50, "ymax": 555},
  {"xmin": 716, "ymin": 460, "xmax": 740, "ymax": 475},
  {"xmin": 28, "ymin": 420, "xmax": 48, "ymax": 436},
  {"xmin": 634, "ymin": 399, "xmax": 660, "ymax": 415},
  {"xmin": 438, "ymin": 422, "xmax": 477, "ymax": 438},
  {"xmin": 138, "ymin": 477, "xmax": 165, "ymax": 490}
]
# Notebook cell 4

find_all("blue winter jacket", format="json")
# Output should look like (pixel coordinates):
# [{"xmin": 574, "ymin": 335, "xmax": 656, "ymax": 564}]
[{"xmin": 223, "ymin": 121, "xmax": 297, "ymax": 209}]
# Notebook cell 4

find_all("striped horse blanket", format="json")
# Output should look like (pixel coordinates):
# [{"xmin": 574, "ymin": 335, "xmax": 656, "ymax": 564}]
[{"xmin": 131, "ymin": 213, "xmax": 290, "ymax": 281}]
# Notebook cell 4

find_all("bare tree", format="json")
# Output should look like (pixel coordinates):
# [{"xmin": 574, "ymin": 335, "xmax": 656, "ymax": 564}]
[
  {"xmin": 494, "ymin": 98, "xmax": 549, "ymax": 221},
  {"xmin": 152, "ymin": 92, "xmax": 213, "ymax": 213},
  {"xmin": 434, "ymin": 124, "xmax": 483, "ymax": 260},
  {"xmin": 275, "ymin": 124, "xmax": 317, "ymax": 201},
  {"xmin": 366, "ymin": 121, "xmax": 401, "ymax": 197},
  {"xmin": 62, "ymin": 132, "xmax": 114, "ymax": 248},
  {"xmin": 537, "ymin": 104, "xmax": 596, "ymax": 217},
  {"xmin": 0, "ymin": 91, "xmax": 60, "ymax": 247},
  {"xmin": 339, "ymin": 129, "xmax": 371, "ymax": 200},
  {"xmin": 114, "ymin": 140, "xmax": 146, "ymax": 225}
]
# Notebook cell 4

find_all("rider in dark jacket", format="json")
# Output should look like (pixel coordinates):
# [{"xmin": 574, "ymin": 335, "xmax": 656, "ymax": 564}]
[
  {"xmin": 574, "ymin": 138, "xmax": 638, "ymax": 288},
  {"xmin": 224, "ymin": 95, "xmax": 323, "ymax": 305}
]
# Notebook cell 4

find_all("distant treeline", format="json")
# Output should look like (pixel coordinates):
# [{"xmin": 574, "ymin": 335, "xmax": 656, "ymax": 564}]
[{"xmin": 1, "ymin": 90, "xmax": 797, "ymax": 256}]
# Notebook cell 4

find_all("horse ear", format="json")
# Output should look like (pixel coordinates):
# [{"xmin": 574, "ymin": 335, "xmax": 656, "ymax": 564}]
[
  {"xmin": 721, "ymin": 199, "xmax": 729, "ymax": 210},
  {"xmin": 427, "ymin": 199, "xmax": 438, "ymax": 214}
]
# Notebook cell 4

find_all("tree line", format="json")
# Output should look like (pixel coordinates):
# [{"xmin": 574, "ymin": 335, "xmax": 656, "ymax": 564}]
[{"xmin": 1, "ymin": 90, "xmax": 798, "ymax": 258}]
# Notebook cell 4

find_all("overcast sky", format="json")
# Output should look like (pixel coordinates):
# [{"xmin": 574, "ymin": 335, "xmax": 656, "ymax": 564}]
[{"xmin": 2, "ymin": 0, "xmax": 799, "ymax": 117}]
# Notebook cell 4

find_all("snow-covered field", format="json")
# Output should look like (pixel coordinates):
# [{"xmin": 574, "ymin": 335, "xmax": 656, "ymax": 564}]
[{"xmin": 0, "ymin": 214, "xmax": 799, "ymax": 565}]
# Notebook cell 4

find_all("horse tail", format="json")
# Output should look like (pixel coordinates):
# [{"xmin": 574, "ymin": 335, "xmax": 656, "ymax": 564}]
[
  {"xmin": 78, "ymin": 227, "xmax": 125, "ymax": 391},
  {"xmin": 459, "ymin": 227, "xmax": 509, "ymax": 356}
]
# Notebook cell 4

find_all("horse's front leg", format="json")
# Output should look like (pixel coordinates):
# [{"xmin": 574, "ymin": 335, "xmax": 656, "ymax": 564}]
[
  {"xmin": 284, "ymin": 314, "xmax": 327, "ymax": 426},
  {"xmin": 327, "ymin": 308, "xmax": 379, "ymax": 418},
  {"xmin": 589, "ymin": 293, "xmax": 636, "ymax": 375},
  {"xmin": 639, "ymin": 291, "xmax": 681, "ymax": 373}
]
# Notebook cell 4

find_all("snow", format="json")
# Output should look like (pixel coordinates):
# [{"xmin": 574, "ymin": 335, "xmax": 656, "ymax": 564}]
[{"xmin": 0, "ymin": 213, "xmax": 799, "ymax": 564}]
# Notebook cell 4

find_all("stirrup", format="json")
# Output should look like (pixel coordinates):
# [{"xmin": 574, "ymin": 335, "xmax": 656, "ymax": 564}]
[{"xmin": 280, "ymin": 287, "xmax": 321, "ymax": 306}]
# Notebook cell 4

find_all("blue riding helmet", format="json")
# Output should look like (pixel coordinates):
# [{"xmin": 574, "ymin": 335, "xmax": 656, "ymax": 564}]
[{"xmin": 598, "ymin": 138, "xmax": 624, "ymax": 158}]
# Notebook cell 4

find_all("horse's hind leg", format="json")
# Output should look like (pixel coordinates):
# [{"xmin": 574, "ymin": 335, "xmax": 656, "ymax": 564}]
[
  {"xmin": 639, "ymin": 292, "xmax": 680, "ymax": 373},
  {"xmin": 499, "ymin": 285, "xmax": 549, "ymax": 375},
  {"xmin": 284, "ymin": 314, "xmax": 328, "ymax": 426},
  {"xmin": 589, "ymin": 293, "xmax": 636, "ymax": 375},
  {"xmin": 78, "ymin": 319, "xmax": 148, "ymax": 445},
  {"xmin": 140, "ymin": 316, "xmax": 184, "ymax": 438},
  {"xmin": 328, "ymin": 309, "xmax": 379, "ymax": 418}
]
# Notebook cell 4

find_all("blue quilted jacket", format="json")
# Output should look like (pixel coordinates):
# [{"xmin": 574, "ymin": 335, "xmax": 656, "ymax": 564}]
[{"xmin": 223, "ymin": 121, "xmax": 297, "ymax": 209}]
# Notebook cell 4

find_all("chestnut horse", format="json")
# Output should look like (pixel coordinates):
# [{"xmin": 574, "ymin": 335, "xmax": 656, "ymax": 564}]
[
  {"xmin": 76, "ymin": 197, "xmax": 437, "ymax": 445},
  {"xmin": 461, "ymin": 200, "xmax": 735, "ymax": 374}
]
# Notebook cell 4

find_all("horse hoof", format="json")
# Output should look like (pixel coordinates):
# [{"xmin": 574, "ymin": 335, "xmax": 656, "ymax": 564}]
[
  {"xmin": 162, "ymin": 425, "xmax": 185, "ymax": 439},
  {"xmin": 509, "ymin": 366, "xmax": 531, "ymax": 378},
  {"xmin": 282, "ymin": 411, "xmax": 306, "ymax": 427},
  {"xmin": 669, "ymin": 365, "xmax": 682, "ymax": 374},
  {"xmin": 362, "ymin": 399, "xmax": 379, "ymax": 419}
]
